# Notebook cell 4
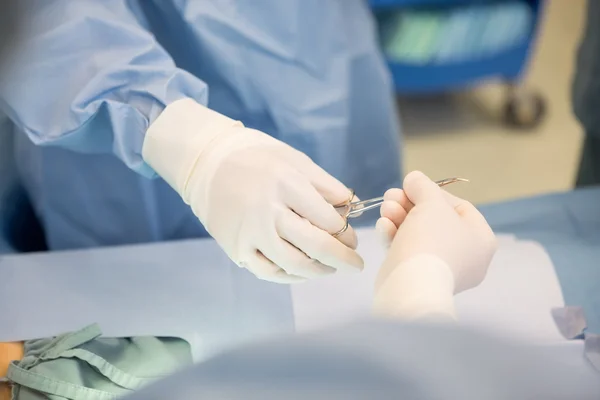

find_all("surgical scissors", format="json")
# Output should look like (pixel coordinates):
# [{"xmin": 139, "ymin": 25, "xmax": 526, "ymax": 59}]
[{"xmin": 332, "ymin": 177, "xmax": 469, "ymax": 237}]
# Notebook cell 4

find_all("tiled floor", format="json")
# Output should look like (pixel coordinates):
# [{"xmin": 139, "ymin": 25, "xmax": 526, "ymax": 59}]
[{"xmin": 400, "ymin": 0, "xmax": 586, "ymax": 205}]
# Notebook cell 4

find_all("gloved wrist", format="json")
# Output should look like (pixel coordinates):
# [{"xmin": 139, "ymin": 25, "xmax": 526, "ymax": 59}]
[
  {"xmin": 373, "ymin": 254, "xmax": 457, "ymax": 321},
  {"xmin": 141, "ymin": 98, "xmax": 243, "ymax": 195}
]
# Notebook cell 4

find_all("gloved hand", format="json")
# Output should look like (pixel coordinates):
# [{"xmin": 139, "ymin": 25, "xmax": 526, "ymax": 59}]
[
  {"xmin": 373, "ymin": 171, "xmax": 497, "ymax": 319},
  {"xmin": 142, "ymin": 99, "xmax": 363, "ymax": 283}
]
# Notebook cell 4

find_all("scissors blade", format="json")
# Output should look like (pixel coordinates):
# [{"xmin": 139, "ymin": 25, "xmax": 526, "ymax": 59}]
[
  {"xmin": 344, "ymin": 177, "xmax": 469, "ymax": 218},
  {"xmin": 436, "ymin": 177, "xmax": 470, "ymax": 187}
]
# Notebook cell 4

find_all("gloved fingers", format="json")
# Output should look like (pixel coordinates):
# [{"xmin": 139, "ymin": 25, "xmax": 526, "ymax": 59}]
[
  {"xmin": 380, "ymin": 199, "xmax": 408, "ymax": 228},
  {"xmin": 333, "ymin": 220, "xmax": 359, "ymax": 250},
  {"xmin": 375, "ymin": 217, "xmax": 397, "ymax": 248},
  {"xmin": 267, "ymin": 242, "xmax": 337, "ymax": 279},
  {"xmin": 260, "ymin": 228, "xmax": 338, "ymax": 279},
  {"xmin": 402, "ymin": 171, "xmax": 445, "ymax": 205},
  {"xmin": 245, "ymin": 250, "xmax": 307, "ymax": 284},
  {"xmin": 289, "ymin": 152, "xmax": 353, "ymax": 206},
  {"xmin": 383, "ymin": 188, "xmax": 414, "ymax": 213},
  {"xmin": 276, "ymin": 210, "xmax": 364, "ymax": 273},
  {"xmin": 283, "ymin": 176, "xmax": 356, "ymax": 244}
]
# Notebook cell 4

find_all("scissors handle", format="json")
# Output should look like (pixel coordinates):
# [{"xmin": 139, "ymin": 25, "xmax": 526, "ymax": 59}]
[{"xmin": 332, "ymin": 177, "xmax": 468, "ymax": 237}]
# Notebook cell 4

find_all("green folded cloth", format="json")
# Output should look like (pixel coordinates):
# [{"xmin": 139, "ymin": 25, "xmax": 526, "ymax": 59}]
[{"xmin": 7, "ymin": 324, "xmax": 193, "ymax": 399}]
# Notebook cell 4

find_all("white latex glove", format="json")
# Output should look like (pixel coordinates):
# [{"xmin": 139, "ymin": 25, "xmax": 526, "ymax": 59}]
[
  {"xmin": 373, "ymin": 171, "xmax": 497, "ymax": 320},
  {"xmin": 142, "ymin": 99, "xmax": 363, "ymax": 284},
  {"xmin": 375, "ymin": 187, "xmax": 412, "ymax": 248}
]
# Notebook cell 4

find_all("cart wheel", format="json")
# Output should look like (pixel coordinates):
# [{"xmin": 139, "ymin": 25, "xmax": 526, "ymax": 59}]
[{"xmin": 502, "ymin": 88, "xmax": 546, "ymax": 129}]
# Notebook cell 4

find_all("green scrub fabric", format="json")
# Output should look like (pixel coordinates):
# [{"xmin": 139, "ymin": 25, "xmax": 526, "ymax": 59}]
[{"xmin": 6, "ymin": 324, "xmax": 192, "ymax": 400}]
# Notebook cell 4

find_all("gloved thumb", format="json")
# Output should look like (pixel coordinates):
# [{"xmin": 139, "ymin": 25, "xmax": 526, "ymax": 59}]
[{"xmin": 402, "ymin": 171, "xmax": 444, "ymax": 205}]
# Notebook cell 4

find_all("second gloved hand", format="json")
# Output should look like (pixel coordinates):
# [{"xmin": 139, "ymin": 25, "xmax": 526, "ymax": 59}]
[
  {"xmin": 373, "ymin": 171, "xmax": 497, "ymax": 319},
  {"xmin": 142, "ymin": 99, "xmax": 363, "ymax": 283}
]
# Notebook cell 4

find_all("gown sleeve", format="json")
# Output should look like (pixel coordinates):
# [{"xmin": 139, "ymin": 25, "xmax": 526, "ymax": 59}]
[{"xmin": 0, "ymin": 0, "xmax": 209, "ymax": 177}]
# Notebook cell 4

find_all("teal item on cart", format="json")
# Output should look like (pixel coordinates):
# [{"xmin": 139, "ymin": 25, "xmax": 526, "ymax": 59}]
[
  {"xmin": 379, "ymin": 12, "xmax": 444, "ymax": 63},
  {"xmin": 6, "ymin": 324, "xmax": 192, "ymax": 400},
  {"xmin": 435, "ymin": 2, "xmax": 533, "ymax": 62},
  {"xmin": 474, "ymin": 2, "xmax": 532, "ymax": 59},
  {"xmin": 379, "ymin": 2, "xmax": 534, "ymax": 64}
]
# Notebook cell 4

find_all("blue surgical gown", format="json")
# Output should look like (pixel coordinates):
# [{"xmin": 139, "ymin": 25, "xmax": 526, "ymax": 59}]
[
  {"xmin": 0, "ymin": 0, "xmax": 402, "ymax": 250},
  {"xmin": 124, "ymin": 320, "xmax": 600, "ymax": 399}
]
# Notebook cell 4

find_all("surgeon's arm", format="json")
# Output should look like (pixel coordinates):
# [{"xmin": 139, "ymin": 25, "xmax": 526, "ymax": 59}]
[
  {"xmin": 373, "ymin": 171, "xmax": 497, "ymax": 320},
  {"xmin": 0, "ymin": 0, "xmax": 207, "ymax": 177},
  {"xmin": 0, "ymin": 0, "xmax": 364, "ymax": 284}
]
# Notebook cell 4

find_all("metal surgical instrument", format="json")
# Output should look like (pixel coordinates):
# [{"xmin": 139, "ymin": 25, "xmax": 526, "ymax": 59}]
[{"xmin": 332, "ymin": 177, "xmax": 469, "ymax": 237}]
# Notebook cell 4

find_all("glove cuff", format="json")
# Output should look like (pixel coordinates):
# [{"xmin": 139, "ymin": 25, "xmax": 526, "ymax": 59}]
[
  {"xmin": 373, "ymin": 254, "xmax": 457, "ymax": 321},
  {"xmin": 142, "ymin": 98, "xmax": 243, "ymax": 194}
]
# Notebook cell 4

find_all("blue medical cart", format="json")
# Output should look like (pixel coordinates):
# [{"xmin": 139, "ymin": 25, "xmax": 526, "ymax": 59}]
[{"xmin": 370, "ymin": 0, "xmax": 546, "ymax": 128}]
